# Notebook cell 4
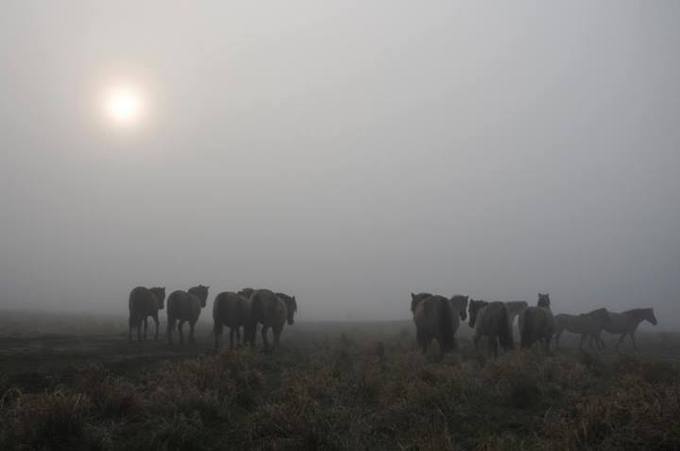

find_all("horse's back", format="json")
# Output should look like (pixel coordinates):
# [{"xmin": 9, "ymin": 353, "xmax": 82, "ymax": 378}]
[
  {"xmin": 251, "ymin": 289, "xmax": 285, "ymax": 327},
  {"xmin": 129, "ymin": 286, "xmax": 158, "ymax": 317},
  {"xmin": 214, "ymin": 292, "xmax": 248, "ymax": 327},
  {"xmin": 168, "ymin": 290, "xmax": 200, "ymax": 321}
]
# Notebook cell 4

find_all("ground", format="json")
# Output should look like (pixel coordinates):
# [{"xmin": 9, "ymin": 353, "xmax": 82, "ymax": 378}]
[{"xmin": 1, "ymin": 309, "xmax": 679, "ymax": 450}]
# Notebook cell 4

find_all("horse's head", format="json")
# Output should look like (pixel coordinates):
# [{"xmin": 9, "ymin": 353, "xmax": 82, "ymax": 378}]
[
  {"xmin": 538, "ymin": 293, "xmax": 551, "ymax": 308},
  {"xmin": 450, "ymin": 295, "xmax": 469, "ymax": 321},
  {"xmin": 468, "ymin": 299, "xmax": 488, "ymax": 328},
  {"xmin": 189, "ymin": 285, "xmax": 210, "ymax": 307},
  {"xmin": 150, "ymin": 287, "xmax": 166, "ymax": 309},
  {"xmin": 278, "ymin": 294, "xmax": 297, "ymax": 325},
  {"xmin": 410, "ymin": 292, "xmax": 432, "ymax": 313},
  {"xmin": 644, "ymin": 308, "xmax": 658, "ymax": 325}
]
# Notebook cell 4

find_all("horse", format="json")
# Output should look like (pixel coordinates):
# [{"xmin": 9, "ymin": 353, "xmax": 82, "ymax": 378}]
[
  {"xmin": 554, "ymin": 308, "xmax": 610, "ymax": 350},
  {"xmin": 246, "ymin": 289, "xmax": 297, "ymax": 352},
  {"xmin": 167, "ymin": 285, "xmax": 209, "ymax": 344},
  {"xmin": 128, "ymin": 286, "xmax": 165, "ymax": 342},
  {"xmin": 504, "ymin": 300, "xmax": 528, "ymax": 338},
  {"xmin": 598, "ymin": 308, "xmax": 658, "ymax": 351},
  {"xmin": 213, "ymin": 291, "xmax": 250, "ymax": 350},
  {"xmin": 469, "ymin": 300, "xmax": 514, "ymax": 358},
  {"xmin": 412, "ymin": 293, "xmax": 467, "ymax": 354},
  {"xmin": 520, "ymin": 293, "xmax": 555, "ymax": 351}
]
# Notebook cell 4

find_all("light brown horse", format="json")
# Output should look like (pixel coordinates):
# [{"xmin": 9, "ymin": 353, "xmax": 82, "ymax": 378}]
[
  {"xmin": 469, "ymin": 300, "xmax": 514, "ymax": 358},
  {"xmin": 246, "ymin": 289, "xmax": 297, "ymax": 352},
  {"xmin": 167, "ymin": 285, "xmax": 209, "ymax": 345},
  {"xmin": 128, "ymin": 286, "xmax": 165, "ymax": 342},
  {"xmin": 412, "ymin": 293, "xmax": 468, "ymax": 354},
  {"xmin": 599, "ymin": 308, "xmax": 658, "ymax": 351},
  {"xmin": 554, "ymin": 308, "xmax": 610, "ymax": 350},
  {"xmin": 213, "ymin": 291, "xmax": 250, "ymax": 350},
  {"xmin": 520, "ymin": 293, "xmax": 555, "ymax": 351}
]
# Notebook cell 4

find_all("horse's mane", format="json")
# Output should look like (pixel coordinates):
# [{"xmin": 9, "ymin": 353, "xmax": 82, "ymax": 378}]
[
  {"xmin": 410, "ymin": 292, "xmax": 433, "ymax": 313},
  {"xmin": 622, "ymin": 308, "xmax": 652, "ymax": 317}
]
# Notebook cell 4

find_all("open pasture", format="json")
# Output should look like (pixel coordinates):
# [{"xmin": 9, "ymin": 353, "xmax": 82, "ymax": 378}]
[{"xmin": 1, "ymin": 310, "xmax": 679, "ymax": 450}]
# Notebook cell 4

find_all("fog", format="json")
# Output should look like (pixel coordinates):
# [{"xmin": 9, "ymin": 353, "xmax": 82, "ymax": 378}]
[{"xmin": 1, "ymin": 1, "xmax": 679, "ymax": 325}]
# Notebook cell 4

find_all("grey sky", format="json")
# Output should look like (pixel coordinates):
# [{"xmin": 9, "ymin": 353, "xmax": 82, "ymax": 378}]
[{"xmin": 1, "ymin": 1, "xmax": 679, "ymax": 324}]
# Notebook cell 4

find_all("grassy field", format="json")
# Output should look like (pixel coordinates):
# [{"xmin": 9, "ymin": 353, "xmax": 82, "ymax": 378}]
[{"xmin": 1, "ymin": 310, "xmax": 679, "ymax": 450}]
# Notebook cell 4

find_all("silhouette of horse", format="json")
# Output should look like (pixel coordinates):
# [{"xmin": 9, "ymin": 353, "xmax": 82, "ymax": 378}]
[
  {"xmin": 167, "ymin": 285, "xmax": 209, "ymax": 344},
  {"xmin": 128, "ymin": 286, "xmax": 165, "ymax": 342},
  {"xmin": 554, "ymin": 308, "xmax": 610, "ymax": 350},
  {"xmin": 520, "ymin": 293, "xmax": 555, "ymax": 351},
  {"xmin": 469, "ymin": 300, "xmax": 513, "ymax": 358},
  {"xmin": 599, "ymin": 308, "xmax": 658, "ymax": 351},
  {"xmin": 412, "ymin": 293, "xmax": 468, "ymax": 354},
  {"xmin": 213, "ymin": 291, "xmax": 250, "ymax": 350},
  {"xmin": 504, "ymin": 300, "xmax": 528, "ymax": 338},
  {"xmin": 246, "ymin": 289, "xmax": 297, "ymax": 352}
]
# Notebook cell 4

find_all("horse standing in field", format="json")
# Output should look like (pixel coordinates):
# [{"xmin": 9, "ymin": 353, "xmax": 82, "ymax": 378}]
[
  {"xmin": 247, "ymin": 289, "xmax": 297, "ymax": 352},
  {"xmin": 520, "ymin": 293, "xmax": 555, "ymax": 351},
  {"xmin": 598, "ymin": 308, "xmax": 658, "ymax": 351},
  {"xmin": 554, "ymin": 308, "xmax": 610, "ymax": 351},
  {"xmin": 469, "ymin": 300, "xmax": 514, "ymax": 358},
  {"xmin": 213, "ymin": 291, "xmax": 251, "ymax": 350},
  {"xmin": 167, "ymin": 285, "xmax": 209, "ymax": 345},
  {"xmin": 411, "ymin": 293, "xmax": 468, "ymax": 354},
  {"xmin": 128, "ymin": 286, "xmax": 166, "ymax": 342}
]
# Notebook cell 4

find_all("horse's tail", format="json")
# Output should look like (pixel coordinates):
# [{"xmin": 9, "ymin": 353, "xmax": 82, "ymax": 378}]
[
  {"xmin": 498, "ymin": 305, "xmax": 514, "ymax": 351},
  {"xmin": 438, "ymin": 297, "xmax": 455, "ymax": 352},
  {"xmin": 520, "ymin": 309, "xmax": 535, "ymax": 348}
]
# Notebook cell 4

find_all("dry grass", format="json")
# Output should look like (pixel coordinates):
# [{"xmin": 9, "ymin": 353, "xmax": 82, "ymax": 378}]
[{"xmin": 1, "ymin": 330, "xmax": 680, "ymax": 450}]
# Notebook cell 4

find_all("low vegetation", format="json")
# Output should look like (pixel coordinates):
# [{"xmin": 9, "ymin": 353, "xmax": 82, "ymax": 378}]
[{"xmin": 1, "ymin": 325, "xmax": 679, "ymax": 450}]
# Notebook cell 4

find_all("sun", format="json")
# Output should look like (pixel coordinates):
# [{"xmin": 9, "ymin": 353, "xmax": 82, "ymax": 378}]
[{"xmin": 103, "ymin": 85, "xmax": 144, "ymax": 125}]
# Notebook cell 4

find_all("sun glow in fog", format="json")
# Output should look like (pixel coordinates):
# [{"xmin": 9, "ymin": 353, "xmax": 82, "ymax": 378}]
[{"xmin": 103, "ymin": 85, "xmax": 144, "ymax": 125}]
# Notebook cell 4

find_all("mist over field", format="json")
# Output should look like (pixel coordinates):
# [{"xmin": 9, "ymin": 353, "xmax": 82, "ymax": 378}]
[{"xmin": 1, "ymin": 1, "xmax": 679, "ymax": 326}]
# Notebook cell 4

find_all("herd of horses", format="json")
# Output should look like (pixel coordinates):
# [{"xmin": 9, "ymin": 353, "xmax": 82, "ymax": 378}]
[
  {"xmin": 128, "ymin": 286, "xmax": 657, "ymax": 356},
  {"xmin": 412, "ymin": 292, "xmax": 658, "ymax": 357},
  {"xmin": 128, "ymin": 286, "xmax": 297, "ymax": 352}
]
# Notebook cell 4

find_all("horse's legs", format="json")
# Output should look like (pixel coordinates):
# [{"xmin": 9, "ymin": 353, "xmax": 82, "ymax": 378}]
[
  {"xmin": 178, "ymin": 321, "xmax": 185, "ymax": 345},
  {"xmin": 273, "ymin": 325, "xmax": 283, "ymax": 351},
  {"xmin": 189, "ymin": 321, "xmax": 196, "ymax": 344},
  {"xmin": 579, "ymin": 334, "xmax": 587, "ymax": 351},
  {"xmin": 128, "ymin": 317, "xmax": 134, "ymax": 343},
  {"xmin": 167, "ymin": 317, "xmax": 175, "ymax": 344},
  {"xmin": 153, "ymin": 314, "xmax": 159, "ymax": 341},
  {"xmin": 261, "ymin": 326, "xmax": 270, "ymax": 352},
  {"xmin": 489, "ymin": 336, "xmax": 498, "ymax": 358},
  {"xmin": 631, "ymin": 331, "xmax": 639, "ymax": 351},
  {"xmin": 235, "ymin": 327, "xmax": 241, "ymax": 348},
  {"xmin": 555, "ymin": 330, "xmax": 562, "ymax": 348},
  {"xmin": 473, "ymin": 333, "xmax": 481, "ymax": 353},
  {"xmin": 214, "ymin": 322, "xmax": 222, "ymax": 351},
  {"xmin": 143, "ymin": 317, "xmax": 148, "ymax": 340},
  {"xmin": 616, "ymin": 333, "xmax": 627, "ymax": 351}
]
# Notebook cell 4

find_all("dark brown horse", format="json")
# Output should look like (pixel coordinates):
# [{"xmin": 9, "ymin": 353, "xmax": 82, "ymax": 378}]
[
  {"xmin": 554, "ymin": 308, "xmax": 610, "ymax": 350},
  {"xmin": 469, "ymin": 300, "xmax": 514, "ymax": 358},
  {"xmin": 246, "ymin": 289, "xmax": 297, "ymax": 352},
  {"xmin": 411, "ymin": 293, "xmax": 465, "ymax": 354},
  {"xmin": 520, "ymin": 293, "xmax": 555, "ymax": 351},
  {"xmin": 599, "ymin": 308, "xmax": 658, "ymax": 351},
  {"xmin": 167, "ymin": 285, "xmax": 209, "ymax": 344},
  {"xmin": 213, "ymin": 291, "xmax": 251, "ymax": 350},
  {"xmin": 128, "ymin": 286, "xmax": 165, "ymax": 342}
]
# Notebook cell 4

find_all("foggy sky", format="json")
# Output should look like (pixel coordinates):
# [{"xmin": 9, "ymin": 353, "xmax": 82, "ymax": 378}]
[{"xmin": 1, "ymin": 1, "xmax": 679, "ymax": 326}]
